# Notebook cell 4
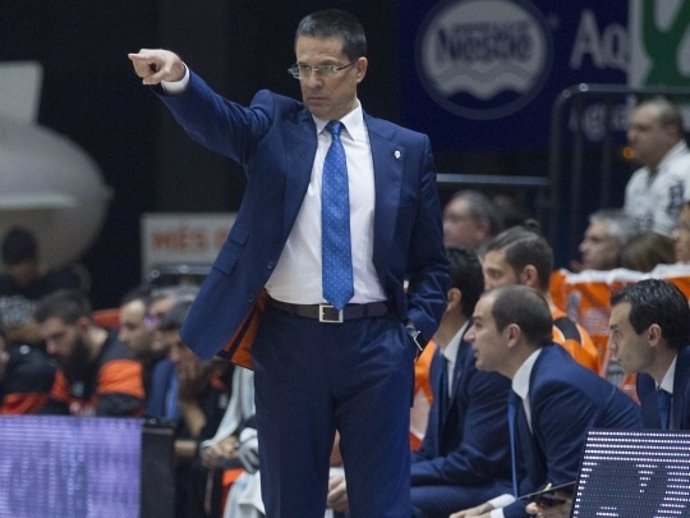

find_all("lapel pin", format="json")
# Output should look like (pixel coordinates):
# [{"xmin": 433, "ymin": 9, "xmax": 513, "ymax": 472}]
[{"xmin": 394, "ymin": 150, "xmax": 401, "ymax": 160}]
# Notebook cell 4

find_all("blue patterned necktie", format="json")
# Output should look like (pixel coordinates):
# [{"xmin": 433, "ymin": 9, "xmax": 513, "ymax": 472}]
[
  {"xmin": 507, "ymin": 390, "xmax": 521, "ymax": 497},
  {"xmin": 322, "ymin": 120, "xmax": 354, "ymax": 310},
  {"xmin": 657, "ymin": 389, "xmax": 672, "ymax": 430}
]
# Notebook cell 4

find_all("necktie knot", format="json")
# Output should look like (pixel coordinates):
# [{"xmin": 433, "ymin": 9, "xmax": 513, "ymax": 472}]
[{"xmin": 327, "ymin": 120, "xmax": 343, "ymax": 138}]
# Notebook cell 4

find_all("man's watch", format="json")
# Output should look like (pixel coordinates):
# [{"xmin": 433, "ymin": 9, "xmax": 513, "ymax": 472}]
[{"xmin": 405, "ymin": 322, "xmax": 429, "ymax": 356}]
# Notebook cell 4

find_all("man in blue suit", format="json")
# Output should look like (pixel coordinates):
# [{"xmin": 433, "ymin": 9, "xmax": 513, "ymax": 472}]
[
  {"xmin": 451, "ymin": 285, "xmax": 641, "ymax": 518},
  {"xmin": 609, "ymin": 279, "xmax": 690, "ymax": 430},
  {"xmin": 128, "ymin": 9, "xmax": 448, "ymax": 518},
  {"xmin": 410, "ymin": 248, "xmax": 512, "ymax": 517}
]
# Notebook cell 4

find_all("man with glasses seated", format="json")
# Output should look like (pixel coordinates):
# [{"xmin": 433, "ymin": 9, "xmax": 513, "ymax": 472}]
[
  {"xmin": 128, "ymin": 8, "xmax": 448, "ymax": 518},
  {"xmin": 119, "ymin": 285, "xmax": 198, "ymax": 420}
]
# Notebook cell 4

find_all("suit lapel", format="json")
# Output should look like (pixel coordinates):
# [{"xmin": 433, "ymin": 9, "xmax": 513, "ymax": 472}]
[
  {"xmin": 439, "ymin": 340, "xmax": 468, "ymax": 442},
  {"xmin": 366, "ymin": 115, "xmax": 403, "ymax": 277},
  {"xmin": 449, "ymin": 340, "xmax": 469, "ymax": 404},
  {"xmin": 282, "ymin": 110, "xmax": 317, "ymax": 239}
]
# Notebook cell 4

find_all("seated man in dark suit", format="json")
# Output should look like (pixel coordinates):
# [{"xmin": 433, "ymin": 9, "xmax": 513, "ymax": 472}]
[
  {"xmin": 609, "ymin": 278, "xmax": 690, "ymax": 430},
  {"xmin": 452, "ymin": 285, "xmax": 641, "ymax": 518},
  {"xmin": 410, "ymin": 247, "xmax": 512, "ymax": 517}
]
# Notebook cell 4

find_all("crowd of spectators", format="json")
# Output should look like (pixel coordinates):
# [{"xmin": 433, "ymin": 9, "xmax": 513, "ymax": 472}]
[{"xmin": 2, "ymin": 96, "xmax": 690, "ymax": 518}]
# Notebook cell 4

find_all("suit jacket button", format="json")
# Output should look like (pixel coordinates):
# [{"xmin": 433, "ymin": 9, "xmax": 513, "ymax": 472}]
[
  {"xmin": 267, "ymin": 261, "xmax": 275, "ymax": 269},
  {"xmin": 248, "ymin": 296, "xmax": 255, "ymax": 304}
]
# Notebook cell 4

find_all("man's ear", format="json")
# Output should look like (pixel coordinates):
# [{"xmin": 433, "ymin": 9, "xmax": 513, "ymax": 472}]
[
  {"xmin": 519, "ymin": 265, "xmax": 540, "ymax": 290},
  {"xmin": 504, "ymin": 323, "xmax": 522, "ymax": 348},
  {"xmin": 446, "ymin": 287, "xmax": 462, "ymax": 312},
  {"xmin": 647, "ymin": 323, "xmax": 662, "ymax": 348},
  {"xmin": 76, "ymin": 316, "xmax": 91, "ymax": 335},
  {"xmin": 354, "ymin": 57, "xmax": 368, "ymax": 83}
]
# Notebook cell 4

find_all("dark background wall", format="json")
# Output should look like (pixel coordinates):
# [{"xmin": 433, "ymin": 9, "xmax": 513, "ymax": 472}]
[{"xmin": 0, "ymin": 1, "xmax": 402, "ymax": 308}]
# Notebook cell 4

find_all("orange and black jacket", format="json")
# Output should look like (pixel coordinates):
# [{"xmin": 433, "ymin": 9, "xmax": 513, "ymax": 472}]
[
  {"xmin": 43, "ymin": 332, "xmax": 145, "ymax": 417},
  {"xmin": 0, "ymin": 343, "xmax": 56, "ymax": 414}
]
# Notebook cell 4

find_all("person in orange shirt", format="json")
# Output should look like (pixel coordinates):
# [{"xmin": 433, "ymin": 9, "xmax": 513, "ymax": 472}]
[
  {"xmin": 481, "ymin": 224, "xmax": 601, "ymax": 375},
  {"xmin": 35, "ymin": 289, "xmax": 145, "ymax": 416}
]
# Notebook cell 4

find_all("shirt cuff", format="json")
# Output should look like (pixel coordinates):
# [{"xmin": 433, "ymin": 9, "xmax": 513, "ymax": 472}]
[
  {"xmin": 490, "ymin": 509, "xmax": 505, "ymax": 518},
  {"xmin": 161, "ymin": 64, "xmax": 190, "ymax": 94},
  {"xmin": 488, "ymin": 493, "xmax": 516, "ymax": 510}
]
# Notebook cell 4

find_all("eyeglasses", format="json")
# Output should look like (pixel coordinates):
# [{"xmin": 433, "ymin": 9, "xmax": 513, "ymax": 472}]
[{"xmin": 287, "ymin": 61, "xmax": 356, "ymax": 79}]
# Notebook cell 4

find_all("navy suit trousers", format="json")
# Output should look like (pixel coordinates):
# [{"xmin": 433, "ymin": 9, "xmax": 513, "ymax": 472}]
[{"xmin": 251, "ymin": 305, "xmax": 414, "ymax": 518}]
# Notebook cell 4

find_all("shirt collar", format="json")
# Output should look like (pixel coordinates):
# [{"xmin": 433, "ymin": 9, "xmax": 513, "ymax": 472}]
[
  {"xmin": 659, "ymin": 354, "xmax": 677, "ymax": 394},
  {"xmin": 313, "ymin": 100, "xmax": 364, "ymax": 142},
  {"xmin": 442, "ymin": 321, "xmax": 469, "ymax": 365},
  {"xmin": 512, "ymin": 348, "xmax": 543, "ymax": 400},
  {"xmin": 657, "ymin": 141, "xmax": 689, "ymax": 173}
]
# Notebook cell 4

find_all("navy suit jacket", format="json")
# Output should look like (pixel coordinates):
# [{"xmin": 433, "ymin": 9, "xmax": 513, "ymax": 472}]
[
  {"xmin": 157, "ymin": 72, "xmax": 449, "ymax": 360},
  {"xmin": 637, "ymin": 346, "xmax": 690, "ymax": 430},
  {"xmin": 411, "ymin": 336, "xmax": 512, "ymax": 487},
  {"xmin": 504, "ymin": 344, "xmax": 642, "ymax": 518}
]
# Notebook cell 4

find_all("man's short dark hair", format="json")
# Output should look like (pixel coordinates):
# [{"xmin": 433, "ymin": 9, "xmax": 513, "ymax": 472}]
[
  {"xmin": 2, "ymin": 227, "xmax": 38, "ymax": 265},
  {"xmin": 159, "ymin": 300, "xmax": 193, "ymax": 332},
  {"xmin": 490, "ymin": 285, "xmax": 553, "ymax": 346},
  {"xmin": 446, "ymin": 247, "xmax": 483, "ymax": 318},
  {"xmin": 637, "ymin": 96, "xmax": 684, "ymax": 135},
  {"xmin": 482, "ymin": 225, "xmax": 553, "ymax": 292},
  {"xmin": 34, "ymin": 289, "xmax": 92, "ymax": 325},
  {"xmin": 147, "ymin": 285, "xmax": 199, "ymax": 309},
  {"xmin": 450, "ymin": 190, "xmax": 504, "ymax": 237},
  {"xmin": 120, "ymin": 284, "xmax": 153, "ymax": 306},
  {"xmin": 296, "ymin": 9, "xmax": 367, "ymax": 61},
  {"xmin": 610, "ymin": 279, "xmax": 690, "ymax": 350}
]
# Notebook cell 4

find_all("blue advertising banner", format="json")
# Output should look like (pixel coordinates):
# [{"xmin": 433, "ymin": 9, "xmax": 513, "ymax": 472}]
[{"xmin": 400, "ymin": 0, "xmax": 631, "ymax": 152}]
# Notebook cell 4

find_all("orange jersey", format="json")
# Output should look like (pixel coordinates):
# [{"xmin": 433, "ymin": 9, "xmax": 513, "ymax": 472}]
[
  {"xmin": 47, "ymin": 332, "xmax": 145, "ymax": 416},
  {"xmin": 410, "ymin": 340, "xmax": 437, "ymax": 450},
  {"xmin": 552, "ymin": 308, "xmax": 602, "ymax": 376}
]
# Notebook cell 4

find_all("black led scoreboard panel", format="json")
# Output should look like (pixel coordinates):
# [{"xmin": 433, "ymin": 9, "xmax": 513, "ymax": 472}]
[{"xmin": 571, "ymin": 429, "xmax": 690, "ymax": 517}]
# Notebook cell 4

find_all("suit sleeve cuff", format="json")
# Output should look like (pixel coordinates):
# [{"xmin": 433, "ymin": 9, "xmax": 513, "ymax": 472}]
[{"xmin": 161, "ymin": 64, "xmax": 190, "ymax": 94}]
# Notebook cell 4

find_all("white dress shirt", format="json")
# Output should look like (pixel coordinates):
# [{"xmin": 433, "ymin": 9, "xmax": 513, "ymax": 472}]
[
  {"xmin": 659, "ymin": 355, "xmax": 677, "ymax": 395},
  {"xmin": 265, "ymin": 105, "xmax": 385, "ymax": 304}
]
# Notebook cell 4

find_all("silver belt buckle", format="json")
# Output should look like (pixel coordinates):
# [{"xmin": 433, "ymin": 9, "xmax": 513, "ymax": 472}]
[{"xmin": 319, "ymin": 304, "xmax": 344, "ymax": 323}]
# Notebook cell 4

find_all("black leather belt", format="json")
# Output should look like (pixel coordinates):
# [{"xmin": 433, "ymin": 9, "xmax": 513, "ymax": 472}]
[{"xmin": 267, "ymin": 297, "xmax": 388, "ymax": 323}]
